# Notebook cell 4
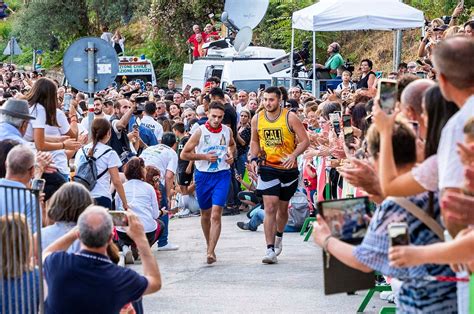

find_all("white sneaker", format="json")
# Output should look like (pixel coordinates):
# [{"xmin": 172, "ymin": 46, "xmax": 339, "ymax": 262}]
[
  {"xmin": 157, "ymin": 243, "xmax": 179, "ymax": 251},
  {"xmin": 176, "ymin": 208, "xmax": 191, "ymax": 218},
  {"xmin": 262, "ymin": 248, "xmax": 278, "ymax": 264},
  {"xmin": 275, "ymin": 236, "xmax": 283, "ymax": 256},
  {"xmin": 123, "ymin": 245, "xmax": 134, "ymax": 265}
]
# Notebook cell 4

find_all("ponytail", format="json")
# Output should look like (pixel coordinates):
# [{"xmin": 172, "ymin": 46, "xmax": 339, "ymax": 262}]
[{"xmin": 88, "ymin": 118, "xmax": 111, "ymax": 157}]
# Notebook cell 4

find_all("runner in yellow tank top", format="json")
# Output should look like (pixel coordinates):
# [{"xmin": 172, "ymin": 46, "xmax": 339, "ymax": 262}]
[
  {"xmin": 257, "ymin": 108, "xmax": 296, "ymax": 169},
  {"xmin": 249, "ymin": 86, "xmax": 310, "ymax": 264}
]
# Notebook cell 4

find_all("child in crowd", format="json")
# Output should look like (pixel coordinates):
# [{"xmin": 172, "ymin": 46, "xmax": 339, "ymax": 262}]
[{"xmin": 335, "ymin": 70, "xmax": 356, "ymax": 93}]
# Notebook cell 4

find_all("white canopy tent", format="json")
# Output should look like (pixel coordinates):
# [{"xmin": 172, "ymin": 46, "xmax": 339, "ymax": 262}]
[{"xmin": 290, "ymin": 0, "xmax": 425, "ymax": 93}]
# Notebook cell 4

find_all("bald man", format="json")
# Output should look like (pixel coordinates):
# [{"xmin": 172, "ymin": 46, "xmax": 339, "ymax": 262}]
[{"xmin": 400, "ymin": 79, "xmax": 435, "ymax": 139}]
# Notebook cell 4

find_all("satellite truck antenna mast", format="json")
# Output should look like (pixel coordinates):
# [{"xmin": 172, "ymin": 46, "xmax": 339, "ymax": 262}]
[{"xmin": 63, "ymin": 37, "xmax": 119, "ymax": 139}]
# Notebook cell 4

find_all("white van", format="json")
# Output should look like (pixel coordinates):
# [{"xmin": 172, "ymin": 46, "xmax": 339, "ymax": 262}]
[
  {"xmin": 116, "ymin": 56, "xmax": 157, "ymax": 86},
  {"xmin": 182, "ymin": 46, "xmax": 290, "ymax": 92}
]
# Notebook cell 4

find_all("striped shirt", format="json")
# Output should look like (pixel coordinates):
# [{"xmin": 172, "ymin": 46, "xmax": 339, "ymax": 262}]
[{"xmin": 353, "ymin": 192, "xmax": 457, "ymax": 313}]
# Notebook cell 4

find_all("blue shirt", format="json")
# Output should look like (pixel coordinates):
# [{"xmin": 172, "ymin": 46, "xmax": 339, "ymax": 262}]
[
  {"xmin": 0, "ymin": 269, "xmax": 40, "ymax": 314},
  {"xmin": 0, "ymin": 179, "xmax": 40, "ymax": 233},
  {"xmin": 44, "ymin": 250, "xmax": 148, "ymax": 314},
  {"xmin": 353, "ymin": 193, "xmax": 457, "ymax": 313},
  {"xmin": 128, "ymin": 116, "xmax": 158, "ymax": 147},
  {"xmin": 0, "ymin": 122, "xmax": 27, "ymax": 144}
]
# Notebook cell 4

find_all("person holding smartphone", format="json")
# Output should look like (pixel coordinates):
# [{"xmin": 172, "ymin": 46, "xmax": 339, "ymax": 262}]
[{"xmin": 312, "ymin": 122, "xmax": 457, "ymax": 313}]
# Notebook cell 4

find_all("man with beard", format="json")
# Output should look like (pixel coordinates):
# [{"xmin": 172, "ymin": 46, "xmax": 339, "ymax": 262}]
[
  {"xmin": 80, "ymin": 97, "xmax": 111, "ymax": 132},
  {"xmin": 249, "ymin": 86, "xmax": 309, "ymax": 264}
]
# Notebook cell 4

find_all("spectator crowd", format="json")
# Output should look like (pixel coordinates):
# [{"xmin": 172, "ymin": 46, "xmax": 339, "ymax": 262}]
[{"xmin": 0, "ymin": 5, "xmax": 474, "ymax": 313}]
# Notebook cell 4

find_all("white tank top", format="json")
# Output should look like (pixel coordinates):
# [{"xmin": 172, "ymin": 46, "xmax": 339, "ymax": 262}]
[{"xmin": 195, "ymin": 124, "xmax": 231, "ymax": 172}]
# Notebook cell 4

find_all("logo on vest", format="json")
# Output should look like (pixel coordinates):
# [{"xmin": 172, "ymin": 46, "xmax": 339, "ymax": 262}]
[{"xmin": 263, "ymin": 128, "xmax": 283, "ymax": 146}]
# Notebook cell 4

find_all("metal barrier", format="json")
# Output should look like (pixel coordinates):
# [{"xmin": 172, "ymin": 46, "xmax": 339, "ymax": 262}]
[{"xmin": 0, "ymin": 184, "xmax": 44, "ymax": 314}]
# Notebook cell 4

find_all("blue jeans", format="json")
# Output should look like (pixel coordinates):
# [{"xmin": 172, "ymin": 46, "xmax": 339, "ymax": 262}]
[
  {"xmin": 236, "ymin": 152, "xmax": 248, "ymax": 178},
  {"xmin": 158, "ymin": 183, "xmax": 169, "ymax": 247},
  {"xmin": 248, "ymin": 207, "xmax": 300, "ymax": 232}
]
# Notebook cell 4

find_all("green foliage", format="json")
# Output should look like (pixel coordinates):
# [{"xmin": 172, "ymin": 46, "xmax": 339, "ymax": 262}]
[
  {"xmin": 148, "ymin": 0, "xmax": 224, "ymax": 54},
  {"xmin": 0, "ymin": 19, "xmax": 13, "ymax": 41},
  {"xmin": 254, "ymin": 0, "xmax": 331, "ymax": 63}
]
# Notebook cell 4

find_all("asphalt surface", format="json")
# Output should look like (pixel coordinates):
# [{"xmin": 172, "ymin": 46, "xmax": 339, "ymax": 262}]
[{"xmin": 130, "ymin": 213, "xmax": 388, "ymax": 313}]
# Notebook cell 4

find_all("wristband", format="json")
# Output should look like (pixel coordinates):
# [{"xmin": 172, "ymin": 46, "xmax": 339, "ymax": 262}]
[
  {"xmin": 323, "ymin": 234, "xmax": 333, "ymax": 252},
  {"xmin": 249, "ymin": 157, "xmax": 259, "ymax": 163}
]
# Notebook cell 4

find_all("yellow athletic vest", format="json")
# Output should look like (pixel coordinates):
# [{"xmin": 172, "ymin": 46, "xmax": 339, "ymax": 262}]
[{"xmin": 257, "ymin": 108, "xmax": 296, "ymax": 169}]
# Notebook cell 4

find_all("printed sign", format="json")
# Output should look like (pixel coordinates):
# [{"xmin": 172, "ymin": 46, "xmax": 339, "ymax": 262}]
[{"xmin": 118, "ymin": 63, "xmax": 153, "ymax": 74}]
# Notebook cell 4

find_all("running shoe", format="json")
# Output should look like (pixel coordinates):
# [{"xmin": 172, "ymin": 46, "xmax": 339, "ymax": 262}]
[
  {"xmin": 123, "ymin": 245, "xmax": 134, "ymax": 265},
  {"xmin": 262, "ymin": 248, "xmax": 278, "ymax": 264},
  {"xmin": 275, "ymin": 236, "xmax": 283, "ymax": 256}
]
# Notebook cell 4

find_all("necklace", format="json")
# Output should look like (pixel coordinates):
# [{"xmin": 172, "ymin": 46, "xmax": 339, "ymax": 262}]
[{"xmin": 76, "ymin": 250, "xmax": 112, "ymax": 264}]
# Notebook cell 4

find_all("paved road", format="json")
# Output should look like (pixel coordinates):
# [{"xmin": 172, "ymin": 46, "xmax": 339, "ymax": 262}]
[{"xmin": 130, "ymin": 213, "xmax": 387, "ymax": 313}]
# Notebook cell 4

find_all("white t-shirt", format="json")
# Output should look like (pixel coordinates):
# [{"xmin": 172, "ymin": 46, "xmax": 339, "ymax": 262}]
[
  {"xmin": 25, "ymin": 104, "xmax": 71, "ymax": 174},
  {"xmin": 195, "ymin": 124, "xmax": 231, "ymax": 172},
  {"xmin": 115, "ymin": 179, "xmax": 159, "ymax": 233},
  {"xmin": 140, "ymin": 115, "xmax": 163, "ymax": 142},
  {"xmin": 74, "ymin": 142, "xmax": 122, "ymax": 200},
  {"xmin": 437, "ymin": 96, "xmax": 474, "ymax": 190},
  {"xmin": 140, "ymin": 144, "xmax": 178, "ymax": 185}
]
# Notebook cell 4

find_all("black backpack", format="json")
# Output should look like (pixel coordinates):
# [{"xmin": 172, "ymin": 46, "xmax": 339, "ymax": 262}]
[{"xmin": 73, "ymin": 148, "xmax": 112, "ymax": 191}]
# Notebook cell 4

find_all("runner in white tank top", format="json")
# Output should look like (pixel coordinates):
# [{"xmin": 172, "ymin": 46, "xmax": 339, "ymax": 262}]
[{"xmin": 181, "ymin": 102, "xmax": 236, "ymax": 265}]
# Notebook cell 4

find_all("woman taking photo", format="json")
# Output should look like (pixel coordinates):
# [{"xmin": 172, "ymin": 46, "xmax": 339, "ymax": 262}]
[
  {"xmin": 356, "ymin": 59, "xmax": 377, "ymax": 90},
  {"xmin": 24, "ymin": 77, "xmax": 81, "ymax": 181},
  {"xmin": 74, "ymin": 118, "xmax": 128, "ymax": 210},
  {"xmin": 116, "ymin": 157, "xmax": 161, "ymax": 263}
]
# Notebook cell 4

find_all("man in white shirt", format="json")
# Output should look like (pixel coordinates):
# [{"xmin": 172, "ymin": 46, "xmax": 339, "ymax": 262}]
[
  {"xmin": 433, "ymin": 36, "xmax": 474, "ymax": 314},
  {"xmin": 140, "ymin": 133, "xmax": 179, "ymax": 252},
  {"xmin": 140, "ymin": 101, "xmax": 163, "ymax": 143}
]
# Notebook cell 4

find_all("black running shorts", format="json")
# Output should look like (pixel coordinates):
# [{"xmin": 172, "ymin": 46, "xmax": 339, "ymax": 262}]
[{"xmin": 256, "ymin": 166, "xmax": 299, "ymax": 201}]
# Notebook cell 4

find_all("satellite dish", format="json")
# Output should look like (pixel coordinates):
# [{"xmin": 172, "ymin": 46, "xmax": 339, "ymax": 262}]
[
  {"xmin": 233, "ymin": 27, "xmax": 253, "ymax": 53},
  {"xmin": 223, "ymin": 0, "xmax": 269, "ymax": 30}
]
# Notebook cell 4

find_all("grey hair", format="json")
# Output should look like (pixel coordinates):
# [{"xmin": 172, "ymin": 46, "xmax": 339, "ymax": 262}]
[
  {"xmin": 0, "ymin": 113, "xmax": 25, "ymax": 128},
  {"xmin": 78, "ymin": 206, "xmax": 113, "ymax": 248},
  {"xmin": 6, "ymin": 145, "xmax": 35, "ymax": 176}
]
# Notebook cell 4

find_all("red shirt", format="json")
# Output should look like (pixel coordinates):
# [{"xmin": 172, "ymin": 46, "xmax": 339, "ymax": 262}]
[{"xmin": 188, "ymin": 32, "xmax": 207, "ymax": 57}]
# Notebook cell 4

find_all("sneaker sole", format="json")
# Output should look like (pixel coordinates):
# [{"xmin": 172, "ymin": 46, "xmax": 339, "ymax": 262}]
[
  {"xmin": 124, "ymin": 251, "xmax": 134, "ymax": 264},
  {"xmin": 262, "ymin": 257, "xmax": 278, "ymax": 264}
]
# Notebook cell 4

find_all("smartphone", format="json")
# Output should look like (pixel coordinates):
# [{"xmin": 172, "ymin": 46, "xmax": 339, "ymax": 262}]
[
  {"xmin": 64, "ymin": 93, "xmax": 72, "ymax": 112},
  {"xmin": 409, "ymin": 120, "xmax": 419, "ymax": 137},
  {"xmin": 208, "ymin": 13, "xmax": 215, "ymax": 18},
  {"xmin": 388, "ymin": 222, "xmax": 409, "ymax": 246},
  {"xmin": 342, "ymin": 114, "xmax": 354, "ymax": 146},
  {"xmin": 416, "ymin": 59, "xmax": 424, "ymax": 66},
  {"xmin": 329, "ymin": 113, "xmax": 339, "ymax": 122},
  {"xmin": 416, "ymin": 72, "xmax": 426, "ymax": 79},
  {"xmin": 377, "ymin": 79, "xmax": 398, "ymax": 113},
  {"xmin": 109, "ymin": 211, "xmax": 128, "ymax": 227},
  {"xmin": 31, "ymin": 178, "xmax": 46, "ymax": 192},
  {"xmin": 332, "ymin": 120, "xmax": 341, "ymax": 136},
  {"xmin": 204, "ymin": 81, "xmax": 212, "ymax": 90},
  {"xmin": 259, "ymin": 83, "xmax": 266, "ymax": 90}
]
